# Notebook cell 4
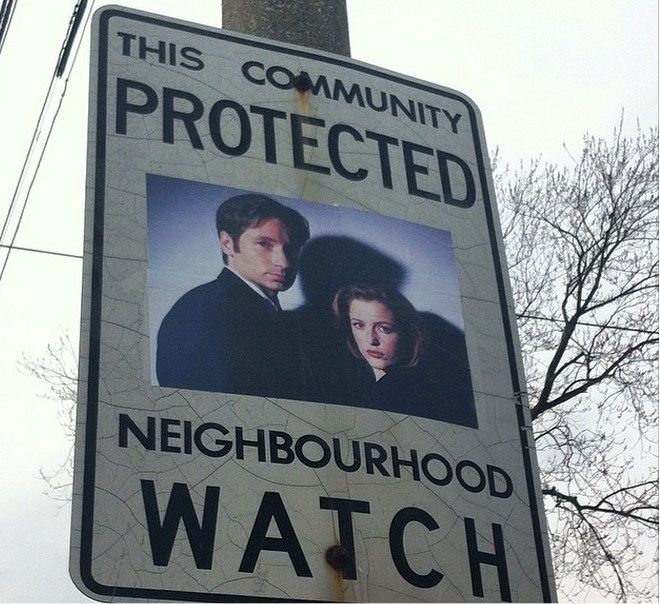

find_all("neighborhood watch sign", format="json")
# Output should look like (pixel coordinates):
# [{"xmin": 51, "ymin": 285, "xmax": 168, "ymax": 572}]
[{"xmin": 70, "ymin": 6, "xmax": 556, "ymax": 603}]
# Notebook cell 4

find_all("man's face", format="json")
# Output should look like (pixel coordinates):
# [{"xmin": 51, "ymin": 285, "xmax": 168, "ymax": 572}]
[{"xmin": 220, "ymin": 218, "xmax": 300, "ymax": 295}]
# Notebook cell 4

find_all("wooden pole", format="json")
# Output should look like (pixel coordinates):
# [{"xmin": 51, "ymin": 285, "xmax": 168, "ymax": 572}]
[{"xmin": 222, "ymin": 0, "xmax": 350, "ymax": 57}]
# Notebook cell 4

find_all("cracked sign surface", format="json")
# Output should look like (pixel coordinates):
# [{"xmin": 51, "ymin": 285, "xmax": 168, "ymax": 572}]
[{"xmin": 70, "ymin": 6, "xmax": 556, "ymax": 602}]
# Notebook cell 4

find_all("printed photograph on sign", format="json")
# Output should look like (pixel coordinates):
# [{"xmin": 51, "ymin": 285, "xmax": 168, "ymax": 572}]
[{"xmin": 147, "ymin": 175, "xmax": 477, "ymax": 428}]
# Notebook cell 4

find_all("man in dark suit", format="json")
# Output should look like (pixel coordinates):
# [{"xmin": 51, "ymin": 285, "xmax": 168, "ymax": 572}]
[{"xmin": 156, "ymin": 193, "xmax": 310, "ymax": 397}]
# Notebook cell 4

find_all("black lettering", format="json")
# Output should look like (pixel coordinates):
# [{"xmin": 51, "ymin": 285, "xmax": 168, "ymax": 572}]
[
  {"xmin": 118, "ymin": 413, "xmax": 155, "ymax": 450},
  {"xmin": 242, "ymin": 61, "xmax": 265, "ymax": 85},
  {"xmin": 295, "ymin": 434, "xmax": 331, "ymax": 469},
  {"xmin": 309, "ymin": 74, "xmax": 331, "ymax": 97},
  {"xmin": 141, "ymin": 480, "xmax": 220, "ymax": 570},
  {"xmin": 161, "ymin": 418, "xmax": 181, "ymax": 453},
  {"xmin": 116, "ymin": 32, "xmax": 135, "ymax": 56},
  {"xmin": 266, "ymin": 65, "xmax": 295, "ymax": 90},
  {"xmin": 183, "ymin": 420, "xmax": 192, "ymax": 454},
  {"xmin": 402, "ymin": 141, "xmax": 441, "ymax": 201},
  {"xmin": 364, "ymin": 442, "xmax": 390, "ymax": 476},
  {"xmin": 391, "ymin": 446, "xmax": 420, "ymax": 481},
  {"xmin": 328, "ymin": 124, "xmax": 368, "ymax": 181},
  {"xmin": 180, "ymin": 46, "xmax": 204, "ymax": 71},
  {"xmin": 250, "ymin": 105, "xmax": 287, "ymax": 164},
  {"xmin": 291, "ymin": 114, "xmax": 330, "ymax": 174},
  {"xmin": 116, "ymin": 78, "xmax": 158, "ymax": 135},
  {"xmin": 239, "ymin": 491, "xmax": 312, "ymax": 577},
  {"xmin": 389, "ymin": 507, "xmax": 442, "ymax": 588},
  {"xmin": 333, "ymin": 438, "xmax": 362, "ymax": 472},
  {"xmin": 464, "ymin": 517, "xmax": 511, "ymax": 601},
  {"xmin": 319, "ymin": 497, "xmax": 370, "ymax": 580},
  {"xmin": 269, "ymin": 430, "xmax": 295, "ymax": 464},
  {"xmin": 420, "ymin": 453, "xmax": 453, "ymax": 486},
  {"xmin": 194, "ymin": 423, "xmax": 232, "ymax": 458},
  {"xmin": 425, "ymin": 104, "xmax": 442, "ymax": 129},
  {"xmin": 365, "ymin": 87, "xmax": 387, "ymax": 111},
  {"xmin": 487, "ymin": 465, "xmax": 513, "ymax": 499},
  {"xmin": 417, "ymin": 101, "xmax": 426, "ymax": 125},
  {"xmin": 209, "ymin": 100, "xmax": 252, "ymax": 156},
  {"xmin": 163, "ymin": 87, "xmax": 204, "ymax": 149},
  {"xmin": 139, "ymin": 36, "xmax": 166, "ymax": 63},
  {"xmin": 442, "ymin": 110, "xmax": 462, "ymax": 134},
  {"xmin": 235, "ymin": 427, "xmax": 266, "ymax": 461},
  {"xmin": 390, "ymin": 94, "xmax": 416, "ymax": 122},
  {"xmin": 456, "ymin": 459, "xmax": 486, "ymax": 493},
  {"xmin": 365, "ymin": 130, "xmax": 398, "ymax": 189},
  {"xmin": 437, "ymin": 150, "xmax": 476, "ymax": 207},
  {"xmin": 333, "ymin": 80, "xmax": 365, "ymax": 106}
]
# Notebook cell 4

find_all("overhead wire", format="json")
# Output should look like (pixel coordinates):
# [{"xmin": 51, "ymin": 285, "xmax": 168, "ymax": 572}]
[
  {"xmin": 0, "ymin": 237, "xmax": 655, "ymax": 337},
  {"xmin": 55, "ymin": 0, "xmax": 88, "ymax": 77},
  {"xmin": 0, "ymin": 0, "xmax": 92, "ymax": 287},
  {"xmin": 0, "ymin": 0, "xmax": 17, "ymax": 57},
  {"xmin": 0, "ymin": 243, "xmax": 82, "ymax": 260},
  {"xmin": 517, "ymin": 313, "xmax": 658, "ymax": 336}
]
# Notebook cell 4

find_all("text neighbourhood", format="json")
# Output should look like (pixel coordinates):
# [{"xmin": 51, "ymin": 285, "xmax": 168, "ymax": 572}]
[{"xmin": 122, "ymin": 413, "xmax": 513, "ymax": 600}]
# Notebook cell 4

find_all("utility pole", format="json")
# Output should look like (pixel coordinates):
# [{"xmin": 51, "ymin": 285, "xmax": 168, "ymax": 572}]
[{"xmin": 222, "ymin": 0, "xmax": 350, "ymax": 57}]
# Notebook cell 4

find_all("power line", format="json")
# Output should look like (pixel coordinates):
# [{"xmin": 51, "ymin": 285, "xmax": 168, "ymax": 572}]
[
  {"xmin": 55, "ymin": 0, "xmax": 87, "ymax": 77},
  {"xmin": 0, "ymin": 73, "xmax": 64, "ymax": 283},
  {"xmin": 0, "ymin": 0, "xmax": 17, "ymax": 57},
  {"xmin": 0, "ymin": 0, "xmax": 93, "ymax": 287},
  {"xmin": 1, "ymin": 241, "xmax": 656, "ymax": 338},
  {"xmin": 517, "ymin": 313, "xmax": 658, "ymax": 336},
  {"xmin": 0, "ymin": 243, "xmax": 82, "ymax": 260}
]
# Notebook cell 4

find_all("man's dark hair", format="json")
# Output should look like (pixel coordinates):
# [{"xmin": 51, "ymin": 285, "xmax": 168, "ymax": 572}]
[{"xmin": 216, "ymin": 193, "xmax": 310, "ymax": 263}]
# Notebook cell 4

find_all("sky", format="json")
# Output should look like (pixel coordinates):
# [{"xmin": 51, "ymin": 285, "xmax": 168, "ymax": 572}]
[{"xmin": 0, "ymin": 1, "xmax": 656, "ymax": 602}]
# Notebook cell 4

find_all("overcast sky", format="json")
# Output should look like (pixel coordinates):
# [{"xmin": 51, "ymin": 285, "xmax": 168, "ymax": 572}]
[{"xmin": 0, "ymin": 1, "xmax": 656, "ymax": 602}]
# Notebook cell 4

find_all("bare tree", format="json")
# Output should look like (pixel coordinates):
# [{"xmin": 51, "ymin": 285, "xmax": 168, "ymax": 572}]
[
  {"xmin": 26, "ymin": 121, "xmax": 658, "ymax": 601},
  {"xmin": 21, "ymin": 333, "xmax": 77, "ymax": 503},
  {"xmin": 497, "ymin": 120, "xmax": 659, "ymax": 601}
]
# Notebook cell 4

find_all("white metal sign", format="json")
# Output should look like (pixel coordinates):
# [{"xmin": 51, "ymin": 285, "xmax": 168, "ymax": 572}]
[{"xmin": 71, "ymin": 6, "xmax": 555, "ymax": 602}]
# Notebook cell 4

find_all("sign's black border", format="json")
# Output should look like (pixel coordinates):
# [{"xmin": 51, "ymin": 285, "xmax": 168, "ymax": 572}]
[{"xmin": 76, "ymin": 8, "xmax": 553, "ymax": 602}]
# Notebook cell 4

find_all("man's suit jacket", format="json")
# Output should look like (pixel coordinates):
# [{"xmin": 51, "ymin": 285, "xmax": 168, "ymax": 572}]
[{"xmin": 156, "ymin": 269, "xmax": 298, "ymax": 397}]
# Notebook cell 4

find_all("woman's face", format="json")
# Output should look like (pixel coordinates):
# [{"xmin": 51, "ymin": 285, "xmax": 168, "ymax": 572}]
[{"xmin": 349, "ymin": 299, "xmax": 400, "ymax": 375}]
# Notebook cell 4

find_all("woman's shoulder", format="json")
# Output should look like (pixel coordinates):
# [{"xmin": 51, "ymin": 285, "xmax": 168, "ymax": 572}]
[
  {"xmin": 366, "ymin": 365, "xmax": 475, "ymax": 426},
  {"xmin": 366, "ymin": 366, "xmax": 422, "ymax": 406}
]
